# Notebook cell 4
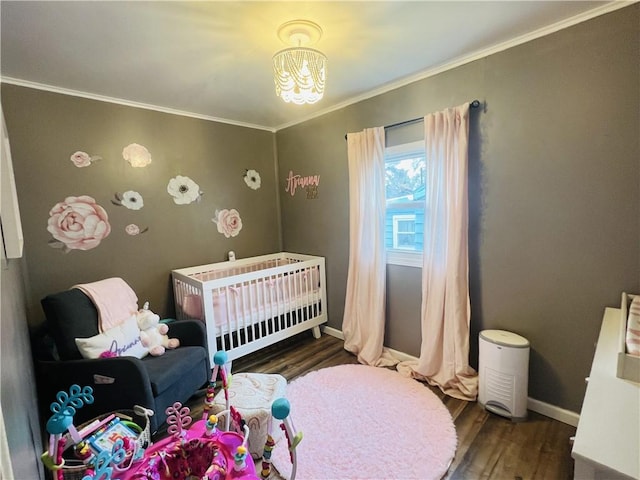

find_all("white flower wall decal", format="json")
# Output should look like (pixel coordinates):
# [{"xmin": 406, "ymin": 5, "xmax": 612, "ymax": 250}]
[
  {"xmin": 243, "ymin": 169, "xmax": 261, "ymax": 190},
  {"xmin": 212, "ymin": 209, "xmax": 242, "ymax": 238},
  {"xmin": 167, "ymin": 175, "xmax": 202, "ymax": 205},
  {"xmin": 123, "ymin": 143, "xmax": 152, "ymax": 168},
  {"xmin": 125, "ymin": 224, "xmax": 148, "ymax": 236},
  {"xmin": 112, "ymin": 191, "xmax": 144, "ymax": 210}
]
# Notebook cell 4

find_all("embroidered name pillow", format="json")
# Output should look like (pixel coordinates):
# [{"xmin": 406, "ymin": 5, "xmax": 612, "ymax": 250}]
[{"xmin": 75, "ymin": 314, "xmax": 148, "ymax": 359}]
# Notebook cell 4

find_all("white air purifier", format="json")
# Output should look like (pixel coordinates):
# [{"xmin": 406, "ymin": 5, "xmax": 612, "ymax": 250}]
[{"xmin": 478, "ymin": 329, "xmax": 530, "ymax": 421}]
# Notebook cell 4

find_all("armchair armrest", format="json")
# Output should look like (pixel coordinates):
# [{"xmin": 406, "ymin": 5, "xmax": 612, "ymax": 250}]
[
  {"xmin": 35, "ymin": 357, "xmax": 155, "ymax": 428},
  {"xmin": 165, "ymin": 319, "xmax": 207, "ymax": 348}
]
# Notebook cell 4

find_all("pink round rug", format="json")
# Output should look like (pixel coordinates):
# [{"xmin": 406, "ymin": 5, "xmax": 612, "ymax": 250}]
[{"xmin": 271, "ymin": 364, "xmax": 456, "ymax": 480}]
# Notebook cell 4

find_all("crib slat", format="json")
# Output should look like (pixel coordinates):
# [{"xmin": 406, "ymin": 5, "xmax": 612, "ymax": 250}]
[
  {"xmin": 223, "ymin": 286, "xmax": 234, "ymax": 351},
  {"xmin": 277, "ymin": 276, "xmax": 282, "ymax": 333},
  {"xmin": 252, "ymin": 279, "xmax": 263, "ymax": 338}
]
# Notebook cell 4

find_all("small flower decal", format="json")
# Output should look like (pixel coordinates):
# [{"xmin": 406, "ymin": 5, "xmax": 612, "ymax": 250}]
[
  {"xmin": 112, "ymin": 191, "xmax": 144, "ymax": 210},
  {"xmin": 212, "ymin": 209, "xmax": 242, "ymax": 238},
  {"xmin": 167, "ymin": 175, "xmax": 202, "ymax": 205},
  {"xmin": 47, "ymin": 195, "xmax": 111, "ymax": 252},
  {"xmin": 243, "ymin": 169, "xmax": 261, "ymax": 190},
  {"xmin": 125, "ymin": 224, "xmax": 148, "ymax": 236},
  {"xmin": 70, "ymin": 151, "xmax": 102, "ymax": 168},
  {"xmin": 123, "ymin": 143, "xmax": 152, "ymax": 168}
]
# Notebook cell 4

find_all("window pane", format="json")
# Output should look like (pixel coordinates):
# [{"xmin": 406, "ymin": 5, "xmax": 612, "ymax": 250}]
[
  {"xmin": 391, "ymin": 214, "xmax": 417, "ymax": 250},
  {"xmin": 397, "ymin": 220, "xmax": 415, "ymax": 233},
  {"xmin": 397, "ymin": 233, "xmax": 415, "ymax": 249},
  {"xmin": 385, "ymin": 157, "xmax": 425, "ymax": 200},
  {"xmin": 385, "ymin": 141, "xmax": 425, "ymax": 256}
]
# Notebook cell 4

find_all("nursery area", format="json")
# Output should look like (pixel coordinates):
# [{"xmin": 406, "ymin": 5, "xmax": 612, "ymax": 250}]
[{"xmin": 1, "ymin": 2, "xmax": 637, "ymax": 479}]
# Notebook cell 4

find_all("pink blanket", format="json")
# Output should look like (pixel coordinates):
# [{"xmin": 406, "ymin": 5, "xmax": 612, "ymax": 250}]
[{"xmin": 73, "ymin": 277, "xmax": 138, "ymax": 332}]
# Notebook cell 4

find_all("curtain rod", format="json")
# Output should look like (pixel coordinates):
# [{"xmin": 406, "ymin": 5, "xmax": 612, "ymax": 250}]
[{"xmin": 344, "ymin": 99, "xmax": 481, "ymax": 140}]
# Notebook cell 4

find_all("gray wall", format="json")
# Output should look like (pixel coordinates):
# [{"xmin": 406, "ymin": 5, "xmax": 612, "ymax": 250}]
[
  {"xmin": 1, "ymin": 257, "xmax": 44, "ymax": 480},
  {"xmin": 277, "ymin": 6, "xmax": 640, "ymax": 412},
  {"xmin": 1, "ymin": 85, "xmax": 281, "ymax": 325}
]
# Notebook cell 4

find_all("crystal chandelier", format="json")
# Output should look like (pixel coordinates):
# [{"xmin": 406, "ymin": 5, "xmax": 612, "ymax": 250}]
[{"xmin": 273, "ymin": 20, "xmax": 327, "ymax": 105}]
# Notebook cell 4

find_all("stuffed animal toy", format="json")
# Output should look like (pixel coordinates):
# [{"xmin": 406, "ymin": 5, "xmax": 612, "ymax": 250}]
[{"xmin": 136, "ymin": 304, "xmax": 180, "ymax": 356}]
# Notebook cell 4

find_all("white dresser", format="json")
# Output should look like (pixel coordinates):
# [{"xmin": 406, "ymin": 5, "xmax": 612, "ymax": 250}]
[{"xmin": 572, "ymin": 307, "xmax": 640, "ymax": 480}]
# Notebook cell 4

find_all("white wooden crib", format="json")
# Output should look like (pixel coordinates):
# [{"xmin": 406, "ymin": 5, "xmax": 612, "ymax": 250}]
[{"xmin": 172, "ymin": 252, "xmax": 327, "ymax": 362}]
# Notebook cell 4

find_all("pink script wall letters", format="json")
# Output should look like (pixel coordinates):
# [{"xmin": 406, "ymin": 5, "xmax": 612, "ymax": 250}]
[{"xmin": 285, "ymin": 170, "xmax": 320, "ymax": 198}]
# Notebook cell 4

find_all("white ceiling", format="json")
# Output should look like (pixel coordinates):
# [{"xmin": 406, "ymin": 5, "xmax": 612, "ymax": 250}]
[{"xmin": 0, "ymin": 1, "xmax": 625, "ymax": 131}]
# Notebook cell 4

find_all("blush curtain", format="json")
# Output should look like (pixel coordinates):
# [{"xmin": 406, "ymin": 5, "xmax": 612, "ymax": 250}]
[
  {"xmin": 398, "ymin": 103, "xmax": 478, "ymax": 400},
  {"xmin": 342, "ymin": 127, "xmax": 398, "ymax": 367}
]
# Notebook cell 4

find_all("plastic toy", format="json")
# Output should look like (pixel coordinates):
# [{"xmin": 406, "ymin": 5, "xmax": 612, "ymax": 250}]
[
  {"xmin": 41, "ymin": 384, "xmax": 95, "ymax": 479},
  {"xmin": 81, "ymin": 438, "xmax": 127, "ymax": 480},
  {"xmin": 40, "ymin": 384, "xmax": 151, "ymax": 480},
  {"xmin": 261, "ymin": 398, "xmax": 301, "ymax": 480},
  {"xmin": 204, "ymin": 351, "xmax": 232, "ymax": 428},
  {"xmin": 118, "ymin": 349, "xmax": 256, "ymax": 480},
  {"xmin": 43, "ymin": 351, "xmax": 300, "ymax": 480},
  {"xmin": 117, "ymin": 401, "xmax": 256, "ymax": 479}
]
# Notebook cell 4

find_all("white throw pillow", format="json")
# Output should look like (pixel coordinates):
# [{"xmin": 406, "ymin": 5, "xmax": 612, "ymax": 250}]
[{"xmin": 75, "ymin": 314, "xmax": 148, "ymax": 359}]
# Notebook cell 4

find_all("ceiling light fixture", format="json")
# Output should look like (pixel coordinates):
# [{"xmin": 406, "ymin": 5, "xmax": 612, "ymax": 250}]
[{"xmin": 273, "ymin": 20, "xmax": 327, "ymax": 105}]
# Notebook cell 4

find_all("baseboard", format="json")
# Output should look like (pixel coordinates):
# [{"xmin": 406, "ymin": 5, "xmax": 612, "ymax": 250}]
[
  {"xmin": 321, "ymin": 325, "xmax": 344, "ymax": 340},
  {"xmin": 386, "ymin": 347, "xmax": 419, "ymax": 363},
  {"xmin": 320, "ymin": 325, "xmax": 581, "ymax": 426},
  {"xmin": 527, "ymin": 397, "xmax": 580, "ymax": 427},
  {"xmin": 322, "ymin": 326, "xmax": 418, "ymax": 362}
]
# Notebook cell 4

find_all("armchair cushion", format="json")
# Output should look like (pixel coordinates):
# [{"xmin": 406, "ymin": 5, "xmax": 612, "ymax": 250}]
[{"xmin": 142, "ymin": 347, "xmax": 208, "ymax": 396}]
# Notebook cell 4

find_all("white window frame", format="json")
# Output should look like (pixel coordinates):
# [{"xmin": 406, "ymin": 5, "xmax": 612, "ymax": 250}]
[
  {"xmin": 392, "ymin": 214, "xmax": 417, "ymax": 250},
  {"xmin": 385, "ymin": 140, "xmax": 425, "ymax": 268}
]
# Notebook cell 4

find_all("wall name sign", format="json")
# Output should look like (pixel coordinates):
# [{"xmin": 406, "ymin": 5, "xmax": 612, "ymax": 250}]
[{"xmin": 285, "ymin": 170, "xmax": 320, "ymax": 199}]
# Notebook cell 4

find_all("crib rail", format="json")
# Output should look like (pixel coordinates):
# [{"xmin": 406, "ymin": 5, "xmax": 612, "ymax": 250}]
[{"xmin": 172, "ymin": 252, "xmax": 327, "ymax": 361}]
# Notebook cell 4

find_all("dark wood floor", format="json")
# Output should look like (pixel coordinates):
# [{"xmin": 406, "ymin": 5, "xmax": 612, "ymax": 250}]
[{"xmin": 183, "ymin": 331, "xmax": 577, "ymax": 479}]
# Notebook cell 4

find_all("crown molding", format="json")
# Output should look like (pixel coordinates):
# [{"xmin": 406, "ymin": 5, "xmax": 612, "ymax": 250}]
[
  {"xmin": 273, "ymin": 0, "xmax": 637, "ymax": 131},
  {"xmin": 0, "ymin": 77, "xmax": 276, "ymax": 133}
]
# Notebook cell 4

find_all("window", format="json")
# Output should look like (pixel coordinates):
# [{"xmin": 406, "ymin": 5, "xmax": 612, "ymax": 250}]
[
  {"xmin": 392, "ymin": 214, "xmax": 416, "ymax": 249},
  {"xmin": 385, "ymin": 140, "xmax": 425, "ymax": 267}
]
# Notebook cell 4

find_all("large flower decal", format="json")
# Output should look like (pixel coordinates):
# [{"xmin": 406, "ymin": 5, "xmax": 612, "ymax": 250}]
[
  {"xmin": 112, "ymin": 191, "xmax": 144, "ymax": 210},
  {"xmin": 123, "ymin": 143, "xmax": 152, "ymax": 168},
  {"xmin": 167, "ymin": 175, "xmax": 202, "ymax": 205},
  {"xmin": 47, "ymin": 195, "xmax": 111, "ymax": 252},
  {"xmin": 70, "ymin": 151, "xmax": 102, "ymax": 168},
  {"xmin": 212, "ymin": 209, "xmax": 242, "ymax": 238},
  {"xmin": 243, "ymin": 169, "xmax": 261, "ymax": 190}
]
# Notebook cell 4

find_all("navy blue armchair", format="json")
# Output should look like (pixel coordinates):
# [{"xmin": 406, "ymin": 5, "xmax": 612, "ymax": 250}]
[{"xmin": 35, "ymin": 288, "xmax": 210, "ymax": 433}]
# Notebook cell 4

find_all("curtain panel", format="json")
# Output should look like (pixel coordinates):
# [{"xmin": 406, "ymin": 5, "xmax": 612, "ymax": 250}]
[
  {"xmin": 342, "ymin": 127, "xmax": 398, "ymax": 367},
  {"xmin": 398, "ymin": 103, "xmax": 478, "ymax": 400}
]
